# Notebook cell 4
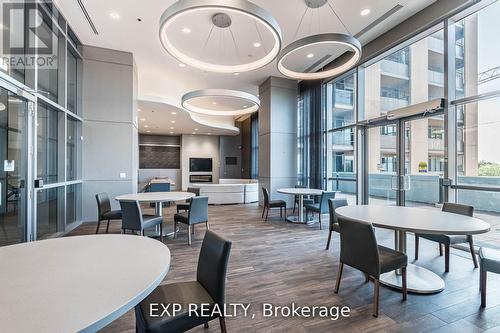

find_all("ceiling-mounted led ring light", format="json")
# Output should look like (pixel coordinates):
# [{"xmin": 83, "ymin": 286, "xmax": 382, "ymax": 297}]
[
  {"xmin": 182, "ymin": 89, "xmax": 260, "ymax": 116},
  {"xmin": 159, "ymin": 0, "xmax": 282, "ymax": 73},
  {"xmin": 277, "ymin": 33, "xmax": 362, "ymax": 80}
]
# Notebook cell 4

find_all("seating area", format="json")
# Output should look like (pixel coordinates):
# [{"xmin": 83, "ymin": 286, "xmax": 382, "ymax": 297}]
[{"xmin": 3, "ymin": 1, "xmax": 500, "ymax": 332}]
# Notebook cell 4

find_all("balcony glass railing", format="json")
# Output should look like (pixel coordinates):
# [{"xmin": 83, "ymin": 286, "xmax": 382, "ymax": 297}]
[
  {"xmin": 428, "ymin": 70, "xmax": 444, "ymax": 86},
  {"xmin": 334, "ymin": 89, "xmax": 354, "ymax": 107},
  {"xmin": 428, "ymin": 36, "xmax": 444, "ymax": 53},
  {"xmin": 380, "ymin": 59, "xmax": 409, "ymax": 78},
  {"xmin": 380, "ymin": 97, "xmax": 409, "ymax": 111}
]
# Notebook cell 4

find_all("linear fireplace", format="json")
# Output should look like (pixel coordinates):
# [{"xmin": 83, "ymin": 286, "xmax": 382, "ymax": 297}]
[{"xmin": 190, "ymin": 174, "xmax": 213, "ymax": 183}]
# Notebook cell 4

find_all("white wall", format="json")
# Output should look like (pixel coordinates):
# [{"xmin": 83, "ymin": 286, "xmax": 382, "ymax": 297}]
[{"xmin": 181, "ymin": 135, "xmax": 220, "ymax": 190}]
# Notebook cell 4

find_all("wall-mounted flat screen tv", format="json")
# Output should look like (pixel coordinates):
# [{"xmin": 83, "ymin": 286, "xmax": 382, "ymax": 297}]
[{"xmin": 190, "ymin": 158, "xmax": 213, "ymax": 172}]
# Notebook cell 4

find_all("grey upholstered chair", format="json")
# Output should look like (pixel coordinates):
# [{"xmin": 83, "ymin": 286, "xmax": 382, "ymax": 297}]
[
  {"xmin": 414, "ymin": 202, "xmax": 477, "ymax": 272},
  {"xmin": 177, "ymin": 187, "xmax": 201, "ymax": 213},
  {"xmin": 326, "ymin": 198, "xmax": 348, "ymax": 250},
  {"xmin": 335, "ymin": 216, "xmax": 408, "ymax": 317},
  {"xmin": 95, "ymin": 193, "xmax": 122, "ymax": 234},
  {"xmin": 174, "ymin": 196, "xmax": 209, "ymax": 245},
  {"xmin": 261, "ymin": 187, "xmax": 287, "ymax": 221},
  {"xmin": 149, "ymin": 182, "xmax": 171, "ymax": 207},
  {"xmin": 292, "ymin": 185, "xmax": 314, "ymax": 214},
  {"xmin": 479, "ymin": 247, "xmax": 500, "ymax": 307},
  {"xmin": 119, "ymin": 200, "xmax": 164, "ymax": 242},
  {"xmin": 135, "ymin": 230, "xmax": 232, "ymax": 333},
  {"xmin": 304, "ymin": 191, "xmax": 335, "ymax": 229}
]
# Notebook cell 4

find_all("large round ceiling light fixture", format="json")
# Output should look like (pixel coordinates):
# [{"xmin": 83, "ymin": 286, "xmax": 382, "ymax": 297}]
[
  {"xmin": 277, "ymin": 0, "xmax": 362, "ymax": 80},
  {"xmin": 182, "ymin": 89, "xmax": 260, "ymax": 116},
  {"xmin": 159, "ymin": 0, "xmax": 282, "ymax": 73}
]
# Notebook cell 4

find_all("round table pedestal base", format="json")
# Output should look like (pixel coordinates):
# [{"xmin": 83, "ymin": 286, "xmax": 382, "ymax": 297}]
[
  {"xmin": 380, "ymin": 264, "xmax": 445, "ymax": 294},
  {"xmin": 286, "ymin": 216, "xmax": 315, "ymax": 224}
]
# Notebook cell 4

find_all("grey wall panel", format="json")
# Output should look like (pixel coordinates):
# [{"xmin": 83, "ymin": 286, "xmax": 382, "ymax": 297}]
[
  {"xmin": 241, "ymin": 117, "xmax": 252, "ymax": 179},
  {"xmin": 82, "ymin": 180, "xmax": 135, "ymax": 222},
  {"xmin": 219, "ymin": 131, "xmax": 242, "ymax": 179}
]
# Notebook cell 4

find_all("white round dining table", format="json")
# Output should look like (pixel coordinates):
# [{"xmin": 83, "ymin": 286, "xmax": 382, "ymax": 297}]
[
  {"xmin": 336, "ymin": 205, "xmax": 491, "ymax": 294},
  {"xmin": 116, "ymin": 191, "xmax": 195, "ymax": 236},
  {"xmin": 277, "ymin": 188, "xmax": 323, "ymax": 223},
  {"xmin": 0, "ymin": 235, "xmax": 170, "ymax": 333}
]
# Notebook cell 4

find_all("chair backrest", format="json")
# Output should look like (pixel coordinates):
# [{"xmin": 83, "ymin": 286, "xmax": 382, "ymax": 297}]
[
  {"xmin": 295, "ymin": 185, "xmax": 306, "ymax": 189},
  {"xmin": 442, "ymin": 202, "xmax": 473, "ymax": 217},
  {"xmin": 262, "ymin": 187, "xmax": 270, "ymax": 207},
  {"xmin": 319, "ymin": 191, "xmax": 336, "ymax": 213},
  {"xmin": 197, "ymin": 230, "xmax": 232, "ymax": 306},
  {"xmin": 186, "ymin": 187, "xmax": 201, "ymax": 203},
  {"xmin": 338, "ymin": 216, "xmax": 380, "ymax": 277},
  {"xmin": 328, "ymin": 198, "xmax": 348, "ymax": 225},
  {"xmin": 149, "ymin": 182, "xmax": 170, "ymax": 192},
  {"xmin": 119, "ymin": 200, "xmax": 143, "ymax": 231},
  {"xmin": 188, "ymin": 196, "xmax": 209, "ymax": 224},
  {"xmin": 95, "ymin": 193, "xmax": 111, "ymax": 220}
]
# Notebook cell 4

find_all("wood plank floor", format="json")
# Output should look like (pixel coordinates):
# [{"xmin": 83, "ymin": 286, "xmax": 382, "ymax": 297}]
[{"xmin": 68, "ymin": 203, "xmax": 500, "ymax": 333}]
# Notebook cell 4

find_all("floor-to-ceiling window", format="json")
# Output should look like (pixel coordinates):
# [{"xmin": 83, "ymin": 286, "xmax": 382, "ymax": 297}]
[{"xmin": 0, "ymin": 0, "xmax": 83, "ymax": 244}]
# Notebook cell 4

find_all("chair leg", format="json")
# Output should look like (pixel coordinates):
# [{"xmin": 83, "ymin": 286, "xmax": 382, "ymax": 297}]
[
  {"xmin": 284, "ymin": 206, "xmax": 287, "ymax": 219},
  {"xmin": 262, "ymin": 206, "xmax": 266, "ymax": 218},
  {"xmin": 204, "ymin": 322, "xmax": 209, "ymax": 329},
  {"xmin": 439, "ymin": 243, "xmax": 443, "ymax": 256},
  {"xmin": 334, "ymin": 262, "xmax": 344, "ymax": 293},
  {"xmin": 293, "ymin": 200, "xmax": 296, "ymax": 214},
  {"xmin": 219, "ymin": 317, "xmax": 227, "ymax": 333},
  {"xmin": 373, "ymin": 278, "xmax": 380, "ymax": 317},
  {"xmin": 159, "ymin": 223, "xmax": 164, "ymax": 243},
  {"xmin": 265, "ymin": 208, "xmax": 269, "ymax": 221},
  {"xmin": 206, "ymin": 222, "xmax": 210, "ymax": 230},
  {"xmin": 280, "ymin": 207, "xmax": 282, "ymax": 218},
  {"xmin": 95, "ymin": 220, "xmax": 101, "ymax": 234},
  {"xmin": 106, "ymin": 220, "xmax": 110, "ymax": 233},
  {"xmin": 319, "ymin": 214, "xmax": 322, "ymax": 230},
  {"xmin": 188, "ymin": 225, "xmax": 192, "ymax": 245},
  {"xmin": 445, "ymin": 244, "xmax": 450, "ymax": 272},
  {"xmin": 326, "ymin": 230, "xmax": 332, "ymax": 250},
  {"xmin": 481, "ymin": 269, "xmax": 487, "ymax": 307},
  {"xmin": 414, "ymin": 235, "xmax": 419, "ymax": 260},
  {"xmin": 192, "ymin": 225, "xmax": 195, "ymax": 234},
  {"xmin": 402, "ymin": 266, "xmax": 408, "ymax": 301},
  {"xmin": 174, "ymin": 220, "xmax": 178, "ymax": 239},
  {"xmin": 141, "ymin": 229, "xmax": 145, "ymax": 236},
  {"xmin": 469, "ymin": 238, "xmax": 479, "ymax": 268},
  {"xmin": 364, "ymin": 273, "xmax": 370, "ymax": 283}
]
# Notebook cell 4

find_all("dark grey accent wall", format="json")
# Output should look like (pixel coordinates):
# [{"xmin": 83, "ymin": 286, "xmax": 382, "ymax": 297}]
[
  {"xmin": 241, "ymin": 117, "xmax": 252, "ymax": 179},
  {"xmin": 139, "ymin": 134, "xmax": 181, "ymax": 169},
  {"xmin": 219, "ymin": 123, "xmax": 242, "ymax": 179}
]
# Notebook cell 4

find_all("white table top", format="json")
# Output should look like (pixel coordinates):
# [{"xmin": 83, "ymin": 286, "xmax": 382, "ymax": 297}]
[
  {"xmin": 277, "ymin": 188, "xmax": 324, "ymax": 196},
  {"xmin": 0, "ymin": 235, "xmax": 170, "ymax": 333},
  {"xmin": 336, "ymin": 205, "xmax": 491, "ymax": 235},
  {"xmin": 116, "ymin": 191, "xmax": 195, "ymax": 202}
]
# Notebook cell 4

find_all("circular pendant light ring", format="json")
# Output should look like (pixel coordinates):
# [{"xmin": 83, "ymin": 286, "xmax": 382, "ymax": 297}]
[
  {"xmin": 277, "ymin": 33, "xmax": 362, "ymax": 80},
  {"xmin": 159, "ymin": 0, "xmax": 282, "ymax": 73},
  {"xmin": 182, "ymin": 89, "xmax": 260, "ymax": 116}
]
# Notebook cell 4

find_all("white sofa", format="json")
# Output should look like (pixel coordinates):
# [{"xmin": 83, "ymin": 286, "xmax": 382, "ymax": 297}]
[{"xmin": 192, "ymin": 179, "xmax": 258, "ymax": 205}]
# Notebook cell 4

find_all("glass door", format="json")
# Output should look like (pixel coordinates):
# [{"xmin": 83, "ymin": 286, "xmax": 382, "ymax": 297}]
[
  {"xmin": 366, "ymin": 123, "xmax": 399, "ymax": 205},
  {"xmin": 0, "ymin": 86, "xmax": 31, "ymax": 246},
  {"xmin": 402, "ymin": 115, "xmax": 445, "ymax": 208}
]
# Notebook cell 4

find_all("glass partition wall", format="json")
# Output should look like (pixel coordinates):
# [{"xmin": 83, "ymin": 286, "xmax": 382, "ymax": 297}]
[
  {"xmin": 317, "ymin": 1, "xmax": 500, "ymax": 249},
  {"xmin": 0, "ymin": 1, "xmax": 83, "ymax": 245}
]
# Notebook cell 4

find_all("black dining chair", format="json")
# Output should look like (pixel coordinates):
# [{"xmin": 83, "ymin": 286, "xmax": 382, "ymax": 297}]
[
  {"xmin": 119, "ymin": 200, "xmax": 164, "ymax": 242},
  {"xmin": 177, "ymin": 187, "xmax": 201, "ymax": 213},
  {"xmin": 414, "ymin": 202, "xmax": 477, "ymax": 272},
  {"xmin": 261, "ymin": 187, "xmax": 287, "ymax": 221},
  {"xmin": 174, "ymin": 196, "xmax": 209, "ymax": 245},
  {"xmin": 135, "ymin": 230, "xmax": 232, "ymax": 333},
  {"xmin": 292, "ymin": 185, "xmax": 314, "ymax": 214},
  {"xmin": 305, "ymin": 191, "xmax": 335, "ymax": 229},
  {"xmin": 95, "ymin": 193, "xmax": 122, "ymax": 234},
  {"xmin": 335, "ymin": 216, "xmax": 408, "ymax": 317},
  {"xmin": 326, "ymin": 198, "xmax": 348, "ymax": 250}
]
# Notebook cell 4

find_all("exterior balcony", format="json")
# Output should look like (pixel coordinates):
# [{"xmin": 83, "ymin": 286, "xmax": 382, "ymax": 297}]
[
  {"xmin": 428, "ymin": 69, "xmax": 444, "ymax": 87},
  {"xmin": 380, "ymin": 59, "xmax": 409, "ymax": 79},
  {"xmin": 380, "ymin": 96, "xmax": 409, "ymax": 111}
]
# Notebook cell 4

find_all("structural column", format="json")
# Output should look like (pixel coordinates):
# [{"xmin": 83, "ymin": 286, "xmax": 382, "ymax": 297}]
[{"xmin": 258, "ymin": 77, "xmax": 298, "ymax": 207}]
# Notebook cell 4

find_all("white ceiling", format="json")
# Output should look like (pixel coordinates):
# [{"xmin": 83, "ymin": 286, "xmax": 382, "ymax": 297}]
[{"xmin": 55, "ymin": 0, "xmax": 437, "ymax": 135}]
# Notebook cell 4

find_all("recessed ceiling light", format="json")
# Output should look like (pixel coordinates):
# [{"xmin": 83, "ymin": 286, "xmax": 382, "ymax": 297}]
[
  {"xmin": 179, "ymin": 63, "xmax": 186, "ymax": 68},
  {"xmin": 195, "ymin": 128, "xmax": 199, "ymax": 131},
  {"xmin": 109, "ymin": 12, "xmax": 120, "ymax": 20},
  {"xmin": 233, "ymin": 72, "xmax": 240, "ymax": 76},
  {"xmin": 140, "ymin": 118, "xmax": 146, "ymax": 121},
  {"xmin": 182, "ymin": 27, "xmax": 191, "ymax": 34},
  {"xmin": 253, "ymin": 42, "xmax": 261, "ymax": 48},
  {"xmin": 146, "ymin": 130, "xmax": 151, "ymax": 133},
  {"xmin": 144, "ymin": 125, "xmax": 149, "ymax": 128},
  {"xmin": 307, "ymin": 53, "xmax": 314, "ymax": 58},
  {"xmin": 171, "ymin": 111, "xmax": 177, "ymax": 115},
  {"xmin": 137, "ymin": 109, "xmax": 141, "ymax": 112},
  {"xmin": 207, "ymin": 133, "xmax": 211, "ymax": 135},
  {"xmin": 171, "ymin": 120, "xmax": 175, "ymax": 123},
  {"xmin": 170, "ymin": 127, "xmax": 174, "ymax": 129},
  {"xmin": 192, "ymin": 132, "xmax": 196, "ymax": 135},
  {"xmin": 170, "ymin": 132, "xmax": 174, "ymax": 134},
  {"xmin": 243, "ymin": 105, "xmax": 248, "ymax": 108},
  {"xmin": 360, "ymin": 9, "xmax": 370, "ymax": 16},
  {"xmin": 212, "ymin": 102, "xmax": 217, "ymax": 105}
]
